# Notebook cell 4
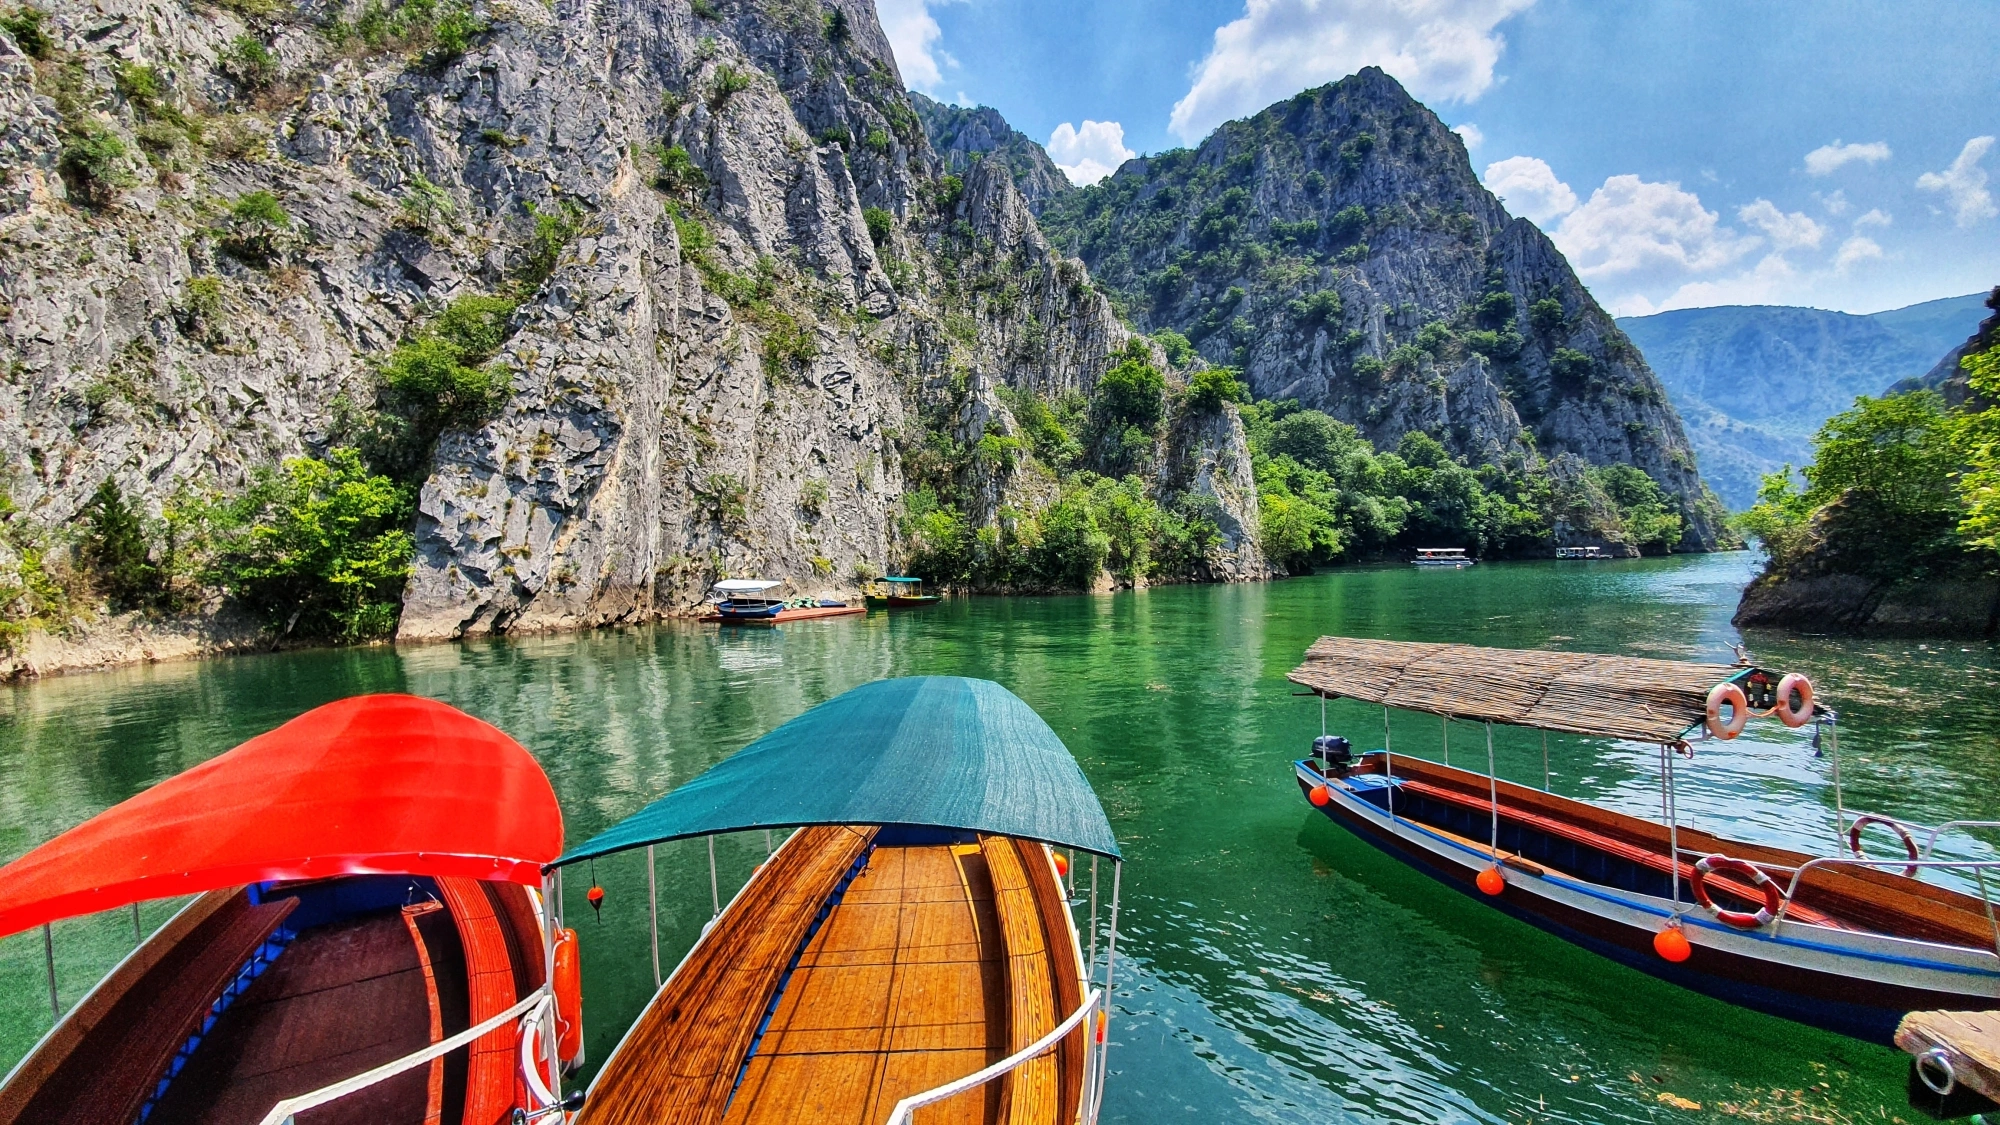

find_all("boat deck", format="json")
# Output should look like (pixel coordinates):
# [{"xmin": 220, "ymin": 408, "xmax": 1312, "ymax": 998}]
[{"xmin": 582, "ymin": 828, "xmax": 1084, "ymax": 1125}]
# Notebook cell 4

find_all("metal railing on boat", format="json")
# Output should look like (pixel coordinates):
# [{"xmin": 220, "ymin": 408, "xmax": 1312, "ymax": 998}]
[
  {"xmin": 252, "ymin": 987, "xmax": 565, "ymax": 1125},
  {"xmin": 879, "ymin": 988, "xmax": 1106, "ymax": 1125}
]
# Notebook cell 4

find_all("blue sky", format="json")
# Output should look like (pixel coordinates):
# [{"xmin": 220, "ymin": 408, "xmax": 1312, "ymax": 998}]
[{"xmin": 875, "ymin": 0, "xmax": 1998, "ymax": 317}]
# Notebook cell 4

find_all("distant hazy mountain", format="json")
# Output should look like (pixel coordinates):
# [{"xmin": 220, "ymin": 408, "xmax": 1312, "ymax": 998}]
[
  {"xmin": 909, "ymin": 92, "xmax": 1072, "ymax": 213},
  {"xmin": 1616, "ymin": 293, "xmax": 1989, "ymax": 508}
]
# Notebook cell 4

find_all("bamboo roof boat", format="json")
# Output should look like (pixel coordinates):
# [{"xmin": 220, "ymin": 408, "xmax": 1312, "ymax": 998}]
[
  {"xmin": 556, "ymin": 675, "xmax": 1122, "ymax": 1125},
  {"xmin": 0, "ymin": 694, "xmax": 582, "ymax": 1125},
  {"xmin": 701, "ymin": 579, "xmax": 866, "ymax": 624},
  {"xmin": 1287, "ymin": 637, "xmax": 2000, "ymax": 1049},
  {"xmin": 865, "ymin": 576, "xmax": 941, "ymax": 608}
]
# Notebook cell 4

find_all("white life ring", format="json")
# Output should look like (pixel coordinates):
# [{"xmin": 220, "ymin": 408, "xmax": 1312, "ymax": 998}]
[
  {"xmin": 1705, "ymin": 682, "xmax": 1749, "ymax": 740},
  {"xmin": 1773, "ymin": 673, "xmax": 1814, "ymax": 728}
]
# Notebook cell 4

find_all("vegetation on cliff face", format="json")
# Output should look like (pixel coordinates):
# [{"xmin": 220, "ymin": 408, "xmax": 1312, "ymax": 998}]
[
  {"xmin": 1736, "ymin": 290, "xmax": 2000, "ymax": 633},
  {"xmin": 1243, "ymin": 401, "xmax": 1684, "ymax": 571},
  {"xmin": 1030, "ymin": 69, "xmax": 1727, "ymax": 550}
]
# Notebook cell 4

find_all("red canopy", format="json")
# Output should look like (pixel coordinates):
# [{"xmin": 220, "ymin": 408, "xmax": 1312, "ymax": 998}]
[{"xmin": 0, "ymin": 694, "xmax": 562, "ymax": 940}]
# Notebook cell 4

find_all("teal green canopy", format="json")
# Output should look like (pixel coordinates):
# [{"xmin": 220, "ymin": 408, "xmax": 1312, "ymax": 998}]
[{"xmin": 552, "ymin": 677, "xmax": 1118, "ymax": 866}]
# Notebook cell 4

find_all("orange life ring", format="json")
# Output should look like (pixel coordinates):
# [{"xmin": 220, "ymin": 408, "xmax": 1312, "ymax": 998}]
[
  {"xmin": 1848, "ymin": 814, "xmax": 1921, "ymax": 878},
  {"xmin": 1705, "ymin": 682, "xmax": 1749, "ymax": 740},
  {"xmin": 1691, "ymin": 854, "xmax": 1784, "ymax": 928},
  {"xmin": 1773, "ymin": 673, "xmax": 1815, "ymax": 728},
  {"xmin": 553, "ymin": 927, "xmax": 583, "ymax": 1065}
]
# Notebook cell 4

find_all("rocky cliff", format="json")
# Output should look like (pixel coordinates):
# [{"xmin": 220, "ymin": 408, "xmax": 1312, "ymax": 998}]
[
  {"xmin": 0, "ymin": 0, "xmax": 1265, "ymax": 653},
  {"xmin": 909, "ymin": 91, "xmax": 1069, "ymax": 214},
  {"xmin": 1037, "ymin": 68, "xmax": 1728, "ymax": 549}
]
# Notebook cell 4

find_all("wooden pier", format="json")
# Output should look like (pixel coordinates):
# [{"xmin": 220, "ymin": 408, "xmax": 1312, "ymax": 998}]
[{"xmin": 1896, "ymin": 1009, "xmax": 2000, "ymax": 1118}]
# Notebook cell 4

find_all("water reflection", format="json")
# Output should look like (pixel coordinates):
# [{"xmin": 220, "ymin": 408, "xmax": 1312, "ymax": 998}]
[{"xmin": 0, "ymin": 554, "xmax": 1993, "ymax": 1123}]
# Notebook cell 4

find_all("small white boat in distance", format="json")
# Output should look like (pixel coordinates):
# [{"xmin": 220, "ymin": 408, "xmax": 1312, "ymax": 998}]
[
  {"xmin": 1556, "ymin": 545, "xmax": 1612, "ymax": 560},
  {"xmin": 1413, "ymin": 548, "xmax": 1474, "ymax": 568}
]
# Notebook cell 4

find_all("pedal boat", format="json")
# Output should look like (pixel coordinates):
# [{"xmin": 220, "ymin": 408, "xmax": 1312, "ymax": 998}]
[
  {"xmin": 556, "ymin": 676, "xmax": 1123, "ymax": 1125},
  {"xmin": 701, "ymin": 579, "xmax": 865, "ymax": 624},
  {"xmin": 1288, "ymin": 637, "xmax": 2000, "ymax": 1046},
  {"xmin": 0, "ymin": 694, "xmax": 583, "ymax": 1125},
  {"xmin": 864, "ymin": 576, "xmax": 942, "ymax": 608}
]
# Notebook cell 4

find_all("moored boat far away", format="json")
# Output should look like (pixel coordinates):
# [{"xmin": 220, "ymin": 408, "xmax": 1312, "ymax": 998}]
[
  {"xmin": 556, "ymin": 675, "xmax": 1122, "ymax": 1125},
  {"xmin": 1555, "ymin": 546, "xmax": 1614, "ymax": 560},
  {"xmin": 700, "ymin": 579, "xmax": 866, "ymax": 625},
  {"xmin": 1287, "ymin": 637, "xmax": 2000, "ymax": 1071},
  {"xmin": 864, "ymin": 576, "xmax": 943, "ymax": 608},
  {"xmin": 0, "ymin": 694, "xmax": 582, "ymax": 1125},
  {"xmin": 1412, "ymin": 548, "xmax": 1475, "ymax": 568}
]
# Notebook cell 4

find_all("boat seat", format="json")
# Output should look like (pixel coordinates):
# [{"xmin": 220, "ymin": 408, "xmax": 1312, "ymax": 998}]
[
  {"xmin": 437, "ymin": 877, "xmax": 522, "ymax": 1125},
  {"xmin": 4, "ymin": 891, "xmax": 297, "ymax": 1125},
  {"xmin": 574, "ymin": 826, "xmax": 876, "ymax": 1125},
  {"xmin": 1392, "ymin": 777, "xmax": 1846, "ymax": 929},
  {"xmin": 981, "ymin": 837, "xmax": 1061, "ymax": 1125}
]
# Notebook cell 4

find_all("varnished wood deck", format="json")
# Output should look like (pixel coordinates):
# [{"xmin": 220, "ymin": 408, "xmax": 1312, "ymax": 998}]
[{"xmin": 582, "ymin": 831, "xmax": 1086, "ymax": 1125}]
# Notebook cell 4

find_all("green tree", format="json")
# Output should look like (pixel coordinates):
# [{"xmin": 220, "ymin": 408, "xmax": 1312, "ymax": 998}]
[
  {"xmin": 1955, "ymin": 346, "xmax": 2000, "ymax": 553},
  {"xmin": 1181, "ymin": 367, "xmax": 1247, "ymax": 413},
  {"xmin": 206, "ymin": 448, "xmax": 413, "ymax": 640},
  {"xmin": 1030, "ymin": 491, "xmax": 1108, "ymax": 588},
  {"xmin": 79, "ymin": 479, "xmax": 156, "ymax": 611}
]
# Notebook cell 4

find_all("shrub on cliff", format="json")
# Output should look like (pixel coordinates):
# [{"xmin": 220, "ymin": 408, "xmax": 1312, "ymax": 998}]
[
  {"xmin": 205, "ymin": 449, "xmax": 412, "ymax": 641},
  {"xmin": 79, "ymin": 480, "xmax": 156, "ymax": 612}
]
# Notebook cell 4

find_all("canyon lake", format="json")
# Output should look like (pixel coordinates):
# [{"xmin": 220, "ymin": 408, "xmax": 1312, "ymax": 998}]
[{"xmin": 3, "ymin": 552, "xmax": 1996, "ymax": 1124}]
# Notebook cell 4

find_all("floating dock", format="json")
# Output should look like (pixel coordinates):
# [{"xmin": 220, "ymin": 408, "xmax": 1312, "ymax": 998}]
[{"xmin": 1897, "ymin": 1009, "xmax": 2000, "ymax": 1118}]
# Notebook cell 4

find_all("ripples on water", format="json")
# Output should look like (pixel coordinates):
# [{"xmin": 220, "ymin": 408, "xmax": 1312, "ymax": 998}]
[{"xmin": 1, "ymin": 553, "xmax": 1993, "ymax": 1123}]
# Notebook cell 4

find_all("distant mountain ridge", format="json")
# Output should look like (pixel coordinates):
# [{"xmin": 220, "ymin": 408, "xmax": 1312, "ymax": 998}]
[
  {"xmin": 1617, "ymin": 293, "xmax": 1989, "ymax": 508},
  {"xmin": 909, "ymin": 92, "xmax": 1072, "ymax": 213}
]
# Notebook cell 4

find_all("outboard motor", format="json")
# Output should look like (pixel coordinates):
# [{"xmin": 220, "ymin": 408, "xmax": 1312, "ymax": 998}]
[{"xmin": 1311, "ymin": 735, "xmax": 1353, "ymax": 775}]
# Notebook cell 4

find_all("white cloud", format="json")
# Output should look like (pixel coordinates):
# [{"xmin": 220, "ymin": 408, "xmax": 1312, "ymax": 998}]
[
  {"xmin": 1834, "ymin": 235, "xmax": 1884, "ymax": 272},
  {"xmin": 1652, "ymin": 253, "xmax": 1797, "ymax": 313},
  {"xmin": 1047, "ymin": 120, "xmax": 1135, "ymax": 187},
  {"xmin": 1853, "ymin": 208, "xmax": 1892, "ymax": 229},
  {"xmin": 1167, "ymin": 0, "xmax": 1535, "ymax": 144},
  {"xmin": 1813, "ymin": 189, "xmax": 1849, "ymax": 215},
  {"xmin": 1916, "ymin": 136, "xmax": 1997, "ymax": 227},
  {"xmin": 1551, "ymin": 174, "xmax": 1759, "ymax": 281},
  {"xmin": 1453, "ymin": 122, "xmax": 1484, "ymax": 150},
  {"xmin": 1736, "ymin": 199, "xmax": 1824, "ymax": 251},
  {"xmin": 1481, "ymin": 155, "xmax": 1574, "ymax": 223},
  {"xmin": 875, "ymin": 0, "xmax": 960, "ymax": 92},
  {"xmin": 1804, "ymin": 139, "xmax": 1891, "ymax": 176}
]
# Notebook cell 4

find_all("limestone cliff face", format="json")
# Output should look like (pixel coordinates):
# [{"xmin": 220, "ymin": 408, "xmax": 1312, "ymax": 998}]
[
  {"xmin": 910, "ymin": 92, "xmax": 1070, "ymax": 214},
  {"xmin": 1039, "ymin": 67, "xmax": 1728, "ymax": 549},
  {"xmin": 0, "ymin": 0, "xmax": 1265, "ymax": 645}
]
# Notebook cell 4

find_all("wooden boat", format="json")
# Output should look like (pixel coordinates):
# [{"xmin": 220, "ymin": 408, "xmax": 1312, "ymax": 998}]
[
  {"xmin": 701, "ymin": 579, "xmax": 865, "ymax": 624},
  {"xmin": 1288, "ymin": 637, "xmax": 2000, "ymax": 1046},
  {"xmin": 556, "ymin": 676, "xmax": 1123, "ymax": 1125},
  {"xmin": 1412, "ymin": 547, "xmax": 1474, "ymax": 568},
  {"xmin": 0, "ymin": 695, "xmax": 583, "ymax": 1125},
  {"xmin": 865, "ymin": 576, "xmax": 942, "ymax": 607}
]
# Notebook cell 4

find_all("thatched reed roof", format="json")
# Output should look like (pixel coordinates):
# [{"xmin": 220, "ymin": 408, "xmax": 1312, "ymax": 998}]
[{"xmin": 1288, "ymin": 637, "xmax": 1752, "ymax": 745}]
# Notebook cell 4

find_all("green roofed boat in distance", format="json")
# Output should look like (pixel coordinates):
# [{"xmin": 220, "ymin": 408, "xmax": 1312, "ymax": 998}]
[
  {"xmin": 864, "ymin": 575, "xmax": 941, "ymax": 608},
  {"xmin": 559, "ymin": 676, "xmax": 1122, "ymax": 1125}
]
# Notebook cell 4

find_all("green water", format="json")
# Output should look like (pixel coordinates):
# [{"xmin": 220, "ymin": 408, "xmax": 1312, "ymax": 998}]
[{"xmin": 4, "ymin": 552, "xmax": 1998, "ymax": 1123}]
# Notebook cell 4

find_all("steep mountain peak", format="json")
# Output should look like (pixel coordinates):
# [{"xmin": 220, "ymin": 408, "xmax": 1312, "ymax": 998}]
[
  {"xmin": 1039, "ymin": 68, "xmax": 1728, "ymax": 548},
  {"xmin": 910, "ymin": 92, "xmax": 1071, "ymax": 213}
]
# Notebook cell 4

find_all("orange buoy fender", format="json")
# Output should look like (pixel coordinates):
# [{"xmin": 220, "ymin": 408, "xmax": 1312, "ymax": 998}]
[
  {"xmin": 1308, "ymin": 784, "xmax": 1331, "ymax": 806},
  {"xmin": 1691, "ymin": 855, "xmax": 1784, "ymax": 929},
  {"xmin": 1653, "ymin": 923, "xmax": 1692, "ymax": 962},
  {"xmin": 1704, "ymin": 682, "xmax": 1749, "ymax": 740},
  {"xmin": 1475, "ymin": 866, "xmax": 1505, "ymax": 896},
  {"xmin": 553, "ymin": 927, "xmax": 583, "ymax": 1065},
  {"xmin": 1773, "ymin": 673, "xmax": 1815, "ymax": 728},
  {"xmin": 1053, "ymin": 851, "xmax": 1070, "ymax": 878}
]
